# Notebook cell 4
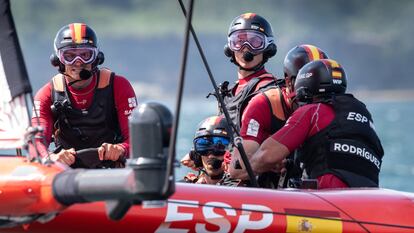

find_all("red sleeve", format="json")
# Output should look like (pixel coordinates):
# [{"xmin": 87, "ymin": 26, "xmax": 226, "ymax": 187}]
[
  {"xmin": 271, "ymin": 103, "xmax": 335, "ymax": 152},
  {"xmin": 113, "ymin": 75, "xmax": 137, "ymax": 158},
  {"xmin": 31, "ymin": 82, "xmax": 54, "ymax": 157},
  {"xmin": 240, "ymin": 93, "xmax": 273, "ymax": 144}
]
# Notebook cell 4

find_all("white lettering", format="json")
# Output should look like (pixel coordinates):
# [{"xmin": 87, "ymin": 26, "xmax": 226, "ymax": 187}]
[
  {"xmin": 233, "ymin": 204, "xmax": 273, "ymax": 232},
  {"xmin": 333, "ymin": 143, "xmax": 381, "ymax": 169},
  {"xmin": 196, "ymin": 202, "xmax": 236, "ymax": 233},
  {"xmin": 356, "ymin": 148, "xmax": 362, "ymax": 156},
  {"xmin": 155, "ymin": 200, "xmax": 198, "ymax": 233},
  {"xmin": 347, "ymin": 112, "xmax": 355, "ymax": 120},
  {"xmin": 157, "ymin": 201, "xmax": 274, "ymax": 233},
  {"xmin": 350, "ymin": 145, "xmax": 356, "ymax": 154},
  {"xmin": 332, "ymin": 79, "xmax": 342, "ymax": 84},
  {"xmin": 334, "ymin": 143, "xmax": 341, "ymax": 151},
  {"xmin": 298, "ymin": 72, "xmax": 313, "ymax": 79},
  {"xmin": 347, "ymin": 112, "xmax": 370, "ymax": 124},
  {"xmin": 341, "ymin": 144, "xmax": 349, "ymax": 152}
]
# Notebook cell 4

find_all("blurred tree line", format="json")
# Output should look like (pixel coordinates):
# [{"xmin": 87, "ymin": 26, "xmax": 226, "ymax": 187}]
[{"xmin": 10, "ymin": 0, "xmax": 414, "ymax": 97}]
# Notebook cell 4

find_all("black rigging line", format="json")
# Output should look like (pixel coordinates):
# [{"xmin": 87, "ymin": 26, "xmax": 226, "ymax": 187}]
[
  {"xmin": 164, "ymin": 0, "xmax": 195, "ymax": 196},
  {"xmin": 307, "ymin": 191, "xmax": 371, "ymax": 233},
  {"xmin": 177, "ymin": 0, "xmax": 258, "ymax": 187}
]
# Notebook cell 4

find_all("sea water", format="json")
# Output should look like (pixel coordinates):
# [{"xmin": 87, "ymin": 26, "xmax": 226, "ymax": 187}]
[{"xmin": 174, "ymin": 99, "xmax": 414, "ymax": 192}]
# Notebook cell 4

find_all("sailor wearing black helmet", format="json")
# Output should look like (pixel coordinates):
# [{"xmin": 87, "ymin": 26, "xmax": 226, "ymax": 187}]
[
  {"xmin": 250, "ymin": 59, "xmax": 384, "ymax": 188},
  {"xmin": 32, "ymin": 23, "xmax": 137, "ymax": 168},
  {"xmin": 226, "ymin": 42, "xmax": 327, "ymax": 188},
  {"xmin": 182, "ymin": 116, "xmax": 231, "ymax": 184},
  {"xmin": 221, "ymin": 13, "xmax": 292, "ymax": 186}
]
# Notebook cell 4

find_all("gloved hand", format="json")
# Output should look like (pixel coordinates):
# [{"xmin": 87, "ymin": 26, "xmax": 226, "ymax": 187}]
[
  {"xmin": 98, "ymin": 143, "xmax": 125, "ymax": 161},
  {"xmin": 50, "ymin": 148, "xmax": 76, "ymax": 165},
  {"xmin": 180, "ymin": 152, "xmax": 200, "ymax": 171}
]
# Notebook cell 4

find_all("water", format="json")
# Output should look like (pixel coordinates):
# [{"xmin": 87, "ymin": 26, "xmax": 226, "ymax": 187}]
[{"xmin": 173, "ymin": 98, "xmax": 414, "ymax": 192}]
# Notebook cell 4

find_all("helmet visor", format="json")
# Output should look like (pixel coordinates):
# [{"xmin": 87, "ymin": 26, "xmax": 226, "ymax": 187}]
[
  {"xmin": 59, "ymin": 47, "xmax": 98, "ymax": 65},
  {"xmin": 228, "ymin": 30, "xmax": 272, "ymax": 53},
  {"xmin": 194, "ymin": 136, "xmax": 230, "ymax": 156}
]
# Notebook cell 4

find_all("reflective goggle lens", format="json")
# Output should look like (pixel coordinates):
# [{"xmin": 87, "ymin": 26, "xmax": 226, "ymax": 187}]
[
  {"xmin": 194, "ymin": 136, "xmax": 230, "ymax": 156},
  {"xmin": 228, "ymin": 30, "xmax": 266, "ymax": 52},
  {"xmin": 59, "ymin": 47, "xmax": 97, "ymax": 65}
]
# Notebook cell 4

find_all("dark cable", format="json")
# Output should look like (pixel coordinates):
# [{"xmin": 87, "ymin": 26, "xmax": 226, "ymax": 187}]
[{"xmin": 165, "ymin": 0, "xmax": 195, "ymax": 195}]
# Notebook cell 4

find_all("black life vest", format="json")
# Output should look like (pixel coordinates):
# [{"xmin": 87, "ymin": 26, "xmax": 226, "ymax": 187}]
[
  {"xmin": 224, "ymin": 74, "xmax": 289, "ymax": 138},
  {"xmin": 297, "ymin": 94, "xmax": 384, "ymax": 187},
  {"xmin": 224, "ymin": 74, "xmax": 293, "ymax": 189},
  {"xmin": 51, "ymin": 68, "xmax": 123, "ymax": 154}
]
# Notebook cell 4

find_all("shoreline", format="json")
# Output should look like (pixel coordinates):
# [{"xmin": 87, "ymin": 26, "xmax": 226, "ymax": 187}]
[{"xmin": 353, "ymin": 89, "xmax": 414, "ymax": 102}]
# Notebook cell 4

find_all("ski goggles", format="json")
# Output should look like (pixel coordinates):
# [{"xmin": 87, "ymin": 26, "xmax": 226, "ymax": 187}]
[
  {"xmin": 228, "ymin": 30, "xmax": 273, "ymax": 53},
  {"xmin": 58, "ymin": 47, "xmax": 98, "ymax": 65},
  {"xmin": 194, "ymin": 136, "xmax": 230, "ymax": 156}
]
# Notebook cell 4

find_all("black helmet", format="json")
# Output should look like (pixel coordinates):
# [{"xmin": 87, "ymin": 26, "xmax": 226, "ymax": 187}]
[
  {"xmin": 194, "ymin": 115, "xmax": 230, "ymax": 139},
  {"xmin": 224, "ymin": 13, "xmax": 276, "ymax": 60},
  {"xmin": 295, "ymin": 59, "xmax": 347, "ymax": 103},
  {"xmin": 284, "ymin": 44, "xmax": 329, "ymax": 82},
  {"xmin": 51, "ymin": 23, "xmax": 104, "ymax": 71},
  {"xmin": 228, "ymin": 13, "xmax": 273, "ymax": 37},
  {"xmin": 54, "ymin": 23, "xmax": 98, "ymax": 51}
]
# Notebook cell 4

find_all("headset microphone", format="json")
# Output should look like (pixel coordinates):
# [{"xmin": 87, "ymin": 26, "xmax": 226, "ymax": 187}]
[
  {"xmin": 211, "ymin": 158, "xmax": 223, "ymax": 170},
  {"xmin": 243, "ymin": 51, "xmax": 255, "ymax": 62},
  {"xmin": 66, "ymin": 69, "xmax": 94, "ymax": 86},
  {"xmin": 79, "ymin": 69, "xmax": 92, "ymax": 80}
]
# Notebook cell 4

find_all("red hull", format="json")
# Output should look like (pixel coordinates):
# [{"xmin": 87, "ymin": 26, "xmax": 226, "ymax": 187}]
[
  {"xmin": 5, "ymin": 183, "xmax": 414, "ymax": 233},
  {"xmin": 0, "ymin": 157, "xmax": 65, "ymax": 217}
]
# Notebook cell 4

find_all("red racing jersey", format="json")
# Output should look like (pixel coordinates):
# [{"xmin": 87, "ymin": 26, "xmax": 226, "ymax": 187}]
[
  {"xmin": 271, "ymin": 103, "xmax": 348, "ymax": 188},
  {"xmin": 32, "ymin": 71, "xmax": 137, "ymax": 158},
  {"xmin": 240, "ymin": 86, "xmax": 290, "ymax": 145}
]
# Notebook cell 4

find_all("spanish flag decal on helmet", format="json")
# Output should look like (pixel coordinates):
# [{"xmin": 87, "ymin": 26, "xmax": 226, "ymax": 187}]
[
  {"xmin": 242, "ymin": 13, "xmax": 256, "ymax": 19},
  {"xmin": 205, "ymin": 115, "xmax": 221, "ymax": 127},
  {"xmin": 69, "ymin": 23, "xmax": 86, "ymax": 44},
  {"xmin": 302, "ymin": 44, "xmax": 324, "ymax": 61},
  {"xmin": 322, "ymin": 59, "xmax": 343, "ymax": 79}
]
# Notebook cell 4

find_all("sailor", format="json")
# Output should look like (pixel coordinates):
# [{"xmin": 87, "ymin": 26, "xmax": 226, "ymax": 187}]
[
  {"xmin": 32, "ymin": 23, "xmax": 137, "ymax": 168},
  {"xmin": 225, "ymin": 15, "xmax": 327, "ymax": 188},
  {"xmin": 182, "ymin": 115, "xmax": 231, "ymax": 185},
  {"xmin": 249, "ymin": 59, "xmax": 384, "ymax": 188},
  {"xmin": 217, "ymin": 13, "xmax": 287, "ymax": 188}
]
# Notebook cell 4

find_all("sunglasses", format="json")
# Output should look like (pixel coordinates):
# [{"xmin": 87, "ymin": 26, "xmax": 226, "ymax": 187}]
[
  {"xmin": 228, "ymin": 30, "xmax": 273, "ymax": 53},
  {"xmin": 193, "ymin": 136, "xmax": 230, "ymax": 156},
  {"xmin": 58, "ymin": 47, "xmax": 98, "ymax": 65}
]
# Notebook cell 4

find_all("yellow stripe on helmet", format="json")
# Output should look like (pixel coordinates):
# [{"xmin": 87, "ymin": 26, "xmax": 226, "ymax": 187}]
[
  {"xmin": 328, "ymin": 59, "xmax": 340, "ymax": 68},
  {"xmin": 306, "ymin": 45, "xmax": 321, "ymax": 60},
  {"xmin": 73, "ymin": 23, "xmax": 83, "ymax": 43}
]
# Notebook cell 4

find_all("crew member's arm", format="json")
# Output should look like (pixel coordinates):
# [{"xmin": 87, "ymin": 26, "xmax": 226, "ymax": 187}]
[
  {"xmin": 99, "ymin": 75, "xmax": 137, "ymax": 161},
  {"xmin": 31, "ymin": 83, "xmax": 55, "ymax": 158},
  {"xmin": 250, "ymin": 138, "xmax": 289, "ymax": 173},
  {"xmin": 228, "ymin": 140, "xmax": 260, "ymax": 180},
  {"xmin": 228, "ymin": 94, "xmax": 272, "ymax": 179},
  {"xmin": 250, "ymin": 105, "xmax": 317, "ymax": 174},
  {"xmin": 31, "ymin": 83, "xmax": 77, "ymax": 165}
]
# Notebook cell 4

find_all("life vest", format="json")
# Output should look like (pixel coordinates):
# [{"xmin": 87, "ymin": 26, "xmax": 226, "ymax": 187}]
[
  {"xmin": 51, "ymin": 68, "xmax": 124, "ymax": 168},
  {"xmin": 224, "ymin": 74, "xmax": 293, "ymax": 189},
  {"xmin": 224, "ymin": 74, "xmax": 289, "ymax": 137},
  {"xmin": 297, "ymin": 94, "xmax": 384, "ymax": 187}
]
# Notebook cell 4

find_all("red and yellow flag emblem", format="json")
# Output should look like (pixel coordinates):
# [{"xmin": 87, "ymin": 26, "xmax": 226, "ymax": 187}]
[{"xmin": 69, "ymin": 23, "xmax": 86, "ymax": 43}]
